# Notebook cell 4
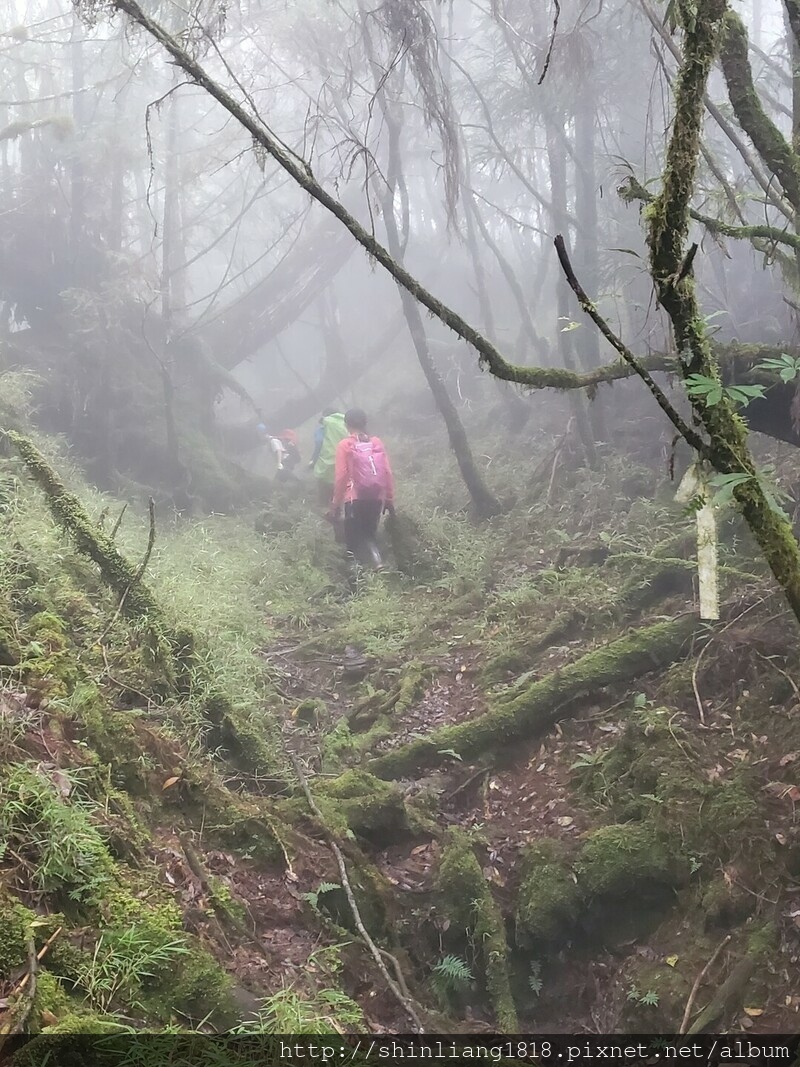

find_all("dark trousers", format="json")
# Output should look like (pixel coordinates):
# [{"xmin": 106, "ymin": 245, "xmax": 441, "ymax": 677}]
[{"xmin": 344, "ymin": 500, "xmax": 383, "ymax": 564}]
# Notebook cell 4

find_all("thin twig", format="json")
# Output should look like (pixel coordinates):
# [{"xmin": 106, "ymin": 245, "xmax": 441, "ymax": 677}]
[
  {"xmin": 286, "ymin": 750, "xmax": 425, "ymax": 1033},
  {"xmin": 94, "ymin": 499, "xmax": 156, "ymax": 648},
  {"xmin": 679, "ymin": 934, "xmax": 731, "ymax": 1034},
  {"xmin": 753, "ymin": 649, "xmax": 800, "ymax": 706},
  {"xmin": 110, "ymin": 502, "xmax": 128, "ymax": 540},
  {"xmin": 691, "ymin": 657, "xmax": 706, "ymax": 727},
  {"xmin": 135, "ymin": 498, "xmax": 156, "ymax": 582}
]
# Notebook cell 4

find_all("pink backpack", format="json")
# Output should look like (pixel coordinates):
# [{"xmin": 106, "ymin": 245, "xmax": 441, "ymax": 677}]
[{"xmin": 351, "ymin": 437, "xmax": 390, "ymax": 499}]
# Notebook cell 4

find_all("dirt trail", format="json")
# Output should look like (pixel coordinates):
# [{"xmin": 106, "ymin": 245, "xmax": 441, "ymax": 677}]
[{"xmin": 265, "ymin": 597, "xmax": 800, "ymax": 1034}]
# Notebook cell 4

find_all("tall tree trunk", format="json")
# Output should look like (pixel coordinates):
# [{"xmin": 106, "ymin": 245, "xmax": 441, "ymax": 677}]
[
  {"xmin": 108, "ymin": 75, "xmax": 126, "ymax": 254},
  {"xmin": 380, "ymin": 112, "xmax": 500, "ymax": 517},
  {"xmin": 573, "ymin": 70, "xmax": 608, "ymax": 442},
  {"xmin": 546, "ymin": 121, "xmax": 599, "ymax": 469},
  {"xmin": 70, "ymin": 17, "xmax": 86, "ymax": 270},
  {"xmin": 160, "ymin": 80, "xmax": 184, "ymax": 479}
]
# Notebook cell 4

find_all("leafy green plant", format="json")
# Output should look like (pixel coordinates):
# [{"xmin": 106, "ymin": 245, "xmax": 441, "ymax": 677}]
[
  {"xmin": 228, "ymin": 985, "xmax": 363, "ymax": 1034},
  {"xmin": 627, "ymin": 984, "xmax": 659, "ymax": 1007},
  {"xmin": 0, "ymin": 764, "xmax": 113, "ymax": 900},
  {"xmin": 75, "ymin": 927, "xmax": 190, "ymax": 1012},
  {"xmin": 684, "ymin": 374, "xmax": 765, "ymax": 408},
  {"xmin": 302, "ymin": 882, "xmax": 341, "ymax": 911},
  {"xmin": 528, "ymin": 960, "xmax": 543, "ymax": 997},
  {"xmin": 570, "ymin": 750, "xmax": 608, "ymax": 770},
  {"xmin": 754, "ymin": 353, "xmax": 800, "ymax": 383},
  {"xmin": 431, "ymin": 954, "xmax": 474, "ymax": 995},
  {"xmin": 709, "ymin": 467, "xmax": 792, "ymax": 520}
]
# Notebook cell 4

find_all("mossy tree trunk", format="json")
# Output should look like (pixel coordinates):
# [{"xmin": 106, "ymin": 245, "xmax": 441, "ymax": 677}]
[
  {"xmin": 369, "ymin": 616, "xmax": 698, "ymax": 780},
  {"xmin": 648, "ymin": 0, "xmax": 800, "ymax": 626}
]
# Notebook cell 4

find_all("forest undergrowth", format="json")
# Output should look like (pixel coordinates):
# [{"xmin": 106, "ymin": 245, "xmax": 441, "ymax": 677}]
[{"xmin": 1, "ymin": 397, "xmax": 800, "ymax": 1054}]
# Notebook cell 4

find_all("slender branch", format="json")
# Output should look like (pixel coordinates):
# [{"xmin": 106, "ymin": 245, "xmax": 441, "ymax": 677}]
[
  {"xmin": 679, "ymin": 934, "xmax": 732, "ymax": 1034},
  {"xmin": 103, "ymin": 0, "xmax": 529, "ymax": 375},
  {"xmin": 537, "ymin": 0, "xmax": 560, "ymax": 84},
  {"xmin": 110, "ymin": 502, "xmax": 127, "ymax": 540},
  {"xmin": 554, "ymin": 234, "xmax": 711, "ymax": 457},
  {"xmin": 286, "ymin": 750, "xmax": 425, "ymax": 1033},
  {"xmin": 620, "ymin": 175, "xmax": 800, "ymax": 250},
  {"xmin": 134, "ymin": 498, "xmax": 156, "ymax": 583}
]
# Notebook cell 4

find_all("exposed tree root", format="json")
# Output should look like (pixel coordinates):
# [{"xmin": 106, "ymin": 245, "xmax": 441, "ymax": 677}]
[
  {"xmin": 348, "ymin": 663, "xmax": 428, "ymax": 734},
  {"xmin": 369, "ymin": 616, "xmax": 699, "ymax": 779},
  {"xmin": 286, "ymin": 750, "xmax": 426, "ymax": 1033},
  {"xmin": 686, "ymin": 925, "xmax": 774, "ymax": 1033},
  {"xmin": 436, "ymin": 829, "xmax": 518, "ymax": 1032},
  {"xmin": 5, "ymin": 432, "xmax": 163, "ymax": 624}
]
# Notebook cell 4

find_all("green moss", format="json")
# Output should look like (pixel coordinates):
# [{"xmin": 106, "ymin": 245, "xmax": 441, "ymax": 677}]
[
  {"xmin": 314, "ymin": 770, "xmax": 410, "ymax": 844},
  {"xmin": 102, "ymin": 883, "xmax": 182, "ymax": 938},
  {"xmin": 69, "ymin": 682, "xmax": 147, "ymax": 794},
  {"xmin": 621, "ymin": 957, "xmax": 692, "ymax": 1031},
  {"xmin": 514, "ymin": 840, "xmax": 581, "ymax": 947},
  {"xmin": 202, "ymin": 692, "xmax": 286, "ymax": 781},
  {"xmin": 31, "ymin": 971, "xmax": 72, "ymax": 1030},
  {"xmin": 5, "ymin": 431, "xmax": 165, "ymax": 624},
  {"xmin": 701, "ymin": 882, "xmax": 752, "ymax": 938},
  {"xmin": 161, "ymin": 948, "xmax": 236, "ymax": 1026},
  {"xmin": 0, "ymin": 895, "xmax": 39, "ymax": 975},
  {"xmin": 206, "ymin": 802, "xmax": 283, "ymax": 865},
  {"xmin": 576, "ymin": 824, "xmax": 679, "ymax": 898},
  {"xmin": 208, "ymin": 878, "xmax": 248, "ymax": 927},
  {"xmin": 320, "ymin": 717, "xmax": 356, "ymax": 773},
  {"xmin": 436, "ymin": 829, "xmax": 518, "ymax": 1032},
  {"xmin": 720, "ymin": 11, "xmax": 800, "ymax": 209},
  {"xmin": 48, "ymin": 939, "xmax": 92, "ymax": 987},
  {"xmin": 19, "ymin": 610, "xmax": 81, "ymax": 699}
]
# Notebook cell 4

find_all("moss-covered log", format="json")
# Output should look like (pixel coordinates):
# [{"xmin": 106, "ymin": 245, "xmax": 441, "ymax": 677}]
[
  {"xmin": 4, "ymin": 431, "xmax": 163, "ymax": 623},
  {"xmin": 369, "ymin": 616, "xmax": 698, "ymax": 779},
  {"xmin": 436, "ymin": 829, "xmax": 518, "ymax": 1032}
]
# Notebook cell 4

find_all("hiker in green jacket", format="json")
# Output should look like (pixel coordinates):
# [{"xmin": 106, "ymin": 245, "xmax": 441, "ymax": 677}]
[{"xmin": 309, "ymin": 408, "xmax": 348, "ymax": 507}]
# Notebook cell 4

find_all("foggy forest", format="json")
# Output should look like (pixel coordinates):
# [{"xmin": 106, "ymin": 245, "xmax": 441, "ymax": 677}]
[{"xmin": 2, "ymin": 0, "xmax": 800, "ymax": 1050}]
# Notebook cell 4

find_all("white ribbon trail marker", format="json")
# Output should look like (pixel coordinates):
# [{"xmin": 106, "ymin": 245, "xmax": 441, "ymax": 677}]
[{"xmin": 675, "ymin": 458, "xmax": 720, "ymax": 621}]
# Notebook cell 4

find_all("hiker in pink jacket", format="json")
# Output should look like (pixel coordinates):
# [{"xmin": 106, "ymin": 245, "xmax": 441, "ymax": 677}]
[{"xmin": 327, "ymin": 408, "xmax": 395, "ymax": 570}]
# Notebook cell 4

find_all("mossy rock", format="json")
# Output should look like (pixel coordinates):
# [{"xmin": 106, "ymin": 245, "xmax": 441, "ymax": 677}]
[
  {"xmin": 576, "ymin": 823, "xmax": 680, "ymax": 899},
  {"xmin": 315, "ymin": 770, "xmax": 410, "ymax": 845},
  {"xmin": 206, "ymin": 805, "xmax": 284, "ymax": 865},
  {"xmin": 514, "ymin": 839, "xmax": 580, "ymax": 947},
  {"xmin": 202, "ymin": 692, "xmax": 286, "ymax": 782},
  {"xmin": 158, "ymin": 948, "xmax": 237, "ymax": 1027},
  {"xmin": 319, "ymin": 859, "xmax": 390, "ymax": 941}
]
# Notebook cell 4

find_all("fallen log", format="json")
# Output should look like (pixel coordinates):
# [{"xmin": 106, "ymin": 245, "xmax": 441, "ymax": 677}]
[{"xmin": 369, "ymin": 615, "xmax": 699, "ymax": 780}]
